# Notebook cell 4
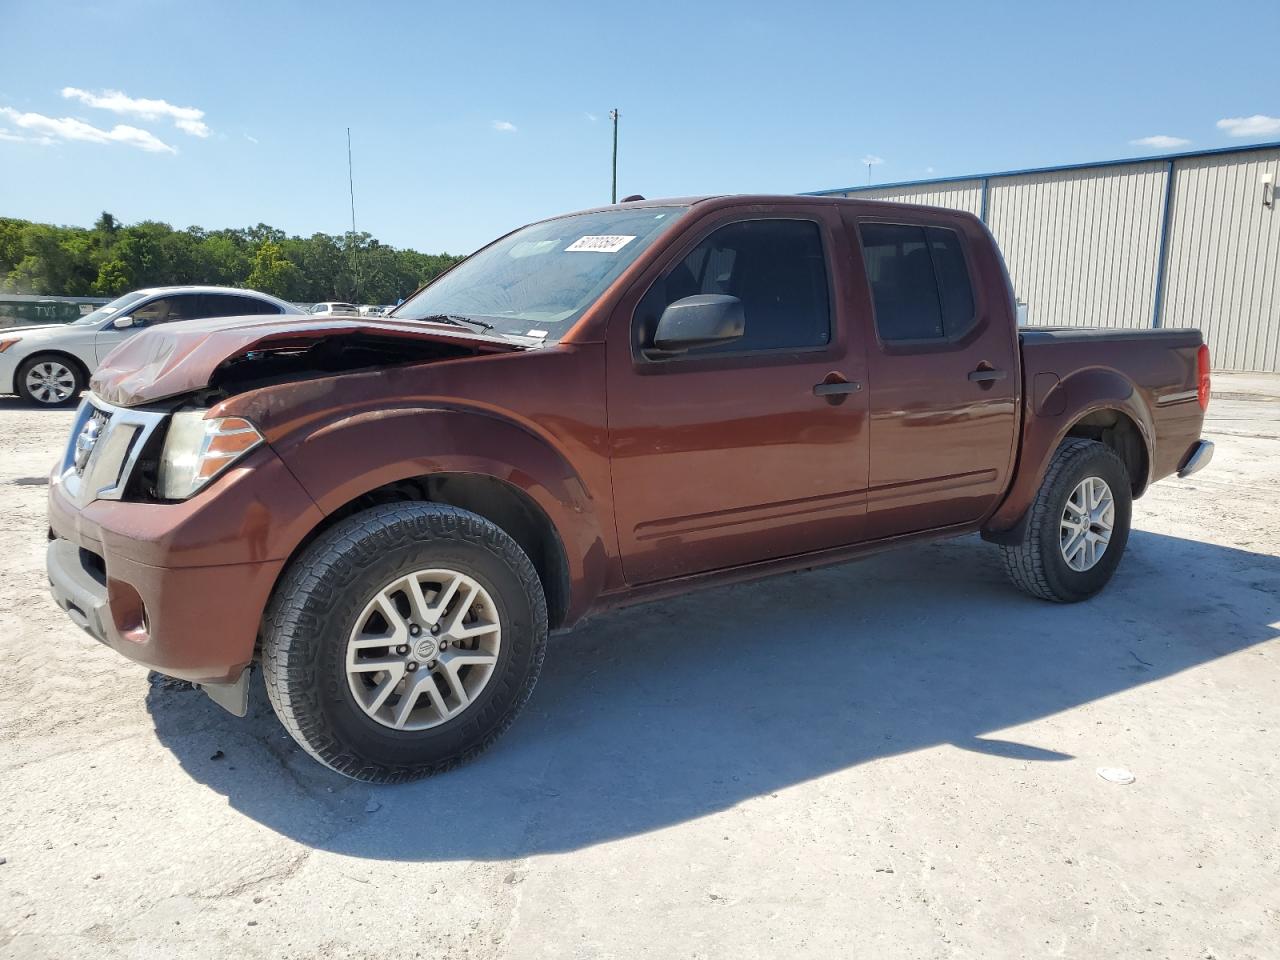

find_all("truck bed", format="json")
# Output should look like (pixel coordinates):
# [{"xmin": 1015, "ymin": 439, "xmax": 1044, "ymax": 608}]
[
  {"xmin": 1020, "ymin": 325, "xmax": 1202, "ymax": 348},
  {"xmin": 979, "ymin": 323, "xmax": 1208, "ymax": 535}
]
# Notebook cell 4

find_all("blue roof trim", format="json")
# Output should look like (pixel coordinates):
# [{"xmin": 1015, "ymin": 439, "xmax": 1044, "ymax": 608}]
[{"xmin": 804, "ymin": 139, "xmax": 1280, "ymax": 196}]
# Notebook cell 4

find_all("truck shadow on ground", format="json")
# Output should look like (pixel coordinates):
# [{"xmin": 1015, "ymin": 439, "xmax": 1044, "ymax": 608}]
[{"xmin": 147, "ymin": 530, "xmax": 1279, "ymax": 861}]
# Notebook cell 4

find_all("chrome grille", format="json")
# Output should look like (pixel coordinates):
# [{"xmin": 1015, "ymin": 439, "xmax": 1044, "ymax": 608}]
[
  {"xmin": 73, "ymin": 409, "xmax": 111, "ymax": 477},
  {"xmin": 57, "ymin": 397, "xmax": 168, "ymax": 506}
]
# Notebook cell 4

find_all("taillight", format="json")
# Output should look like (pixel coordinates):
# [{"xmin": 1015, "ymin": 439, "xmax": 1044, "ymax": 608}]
[{"xmin": 1196, "ymin": 344, "xmax": 1211, "ymax": 410}]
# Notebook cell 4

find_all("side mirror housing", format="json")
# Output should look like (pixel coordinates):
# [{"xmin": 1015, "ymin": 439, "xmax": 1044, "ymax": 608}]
[
  {"xmin": 649, "ymin": 295, "xmax": 745, "ymax": 357},
  {"xmin": 112, "ymin": 315, "xmax": 137, "ymax": 330}
]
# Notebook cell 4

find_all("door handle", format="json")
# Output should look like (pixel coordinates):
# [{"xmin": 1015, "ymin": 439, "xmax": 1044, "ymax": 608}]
[
  {"xmin": 813, "ymin": 381, "xmax": 861, "ymax": 398},
  {"xmin": 967, "ymin": 368, "xmax": 1007, "ymax": 383}
]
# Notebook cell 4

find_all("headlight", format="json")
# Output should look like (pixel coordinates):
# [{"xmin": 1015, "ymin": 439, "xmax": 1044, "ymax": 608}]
[{"xmin": 158, "ymin": 411, "xmax": 264, "ymax": 500}]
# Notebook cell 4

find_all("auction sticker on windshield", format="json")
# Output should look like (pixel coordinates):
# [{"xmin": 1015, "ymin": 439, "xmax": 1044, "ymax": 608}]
[{"xmin": 565, "ymin": 235, "xmax": 636, "ymax": 253}]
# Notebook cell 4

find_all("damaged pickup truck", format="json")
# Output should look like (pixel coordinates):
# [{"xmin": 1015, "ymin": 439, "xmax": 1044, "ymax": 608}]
[{"xmin": 46, "ymin": 196, "xmax": 1214, "ymax": 782}]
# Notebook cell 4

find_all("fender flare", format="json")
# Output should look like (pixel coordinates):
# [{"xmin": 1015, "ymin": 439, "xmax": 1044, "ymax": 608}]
[
  {"xmin": 264, "ymin": 404, "xmax": 609, "ymax": 622},
  {"xmin": 983, "ymin": 366, "xmax": 1153, "ymax": 540}
]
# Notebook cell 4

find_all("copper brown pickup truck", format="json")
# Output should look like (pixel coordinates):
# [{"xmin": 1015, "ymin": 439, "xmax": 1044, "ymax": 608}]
[{"xmin": 46, "ymin": 195, "xmax": 1214, "ymax": 782}]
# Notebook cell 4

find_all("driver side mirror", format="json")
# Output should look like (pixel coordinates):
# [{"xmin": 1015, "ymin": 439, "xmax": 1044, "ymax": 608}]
[
  {"xmin": 647, "ymin": 294, "xmax": 745, "ymax": 358},
  {"xmin": 112, "ymin": 315, "xmax": 139, "ymax": 330}
]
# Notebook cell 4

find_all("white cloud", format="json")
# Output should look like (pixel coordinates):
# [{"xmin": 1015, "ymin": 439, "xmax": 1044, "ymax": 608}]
[
  {"xmin": 244, "ymin": 133, "xmax": 259, "ymax": 144},
  {"xmin": 1216, "ymin": 114, "xmax": 1280, "ymax": 138},
  {"xmin": 0, "ymin": 106, "xmax": 176, "ymax": 153},
  {"xmin": 1131, "ymin": 134, "xmax": 1190, "ymax": 148},
  {"xmin": 925, "ymin": 165, "xmax": 935, "ymax": 174},
  {"xmin": 491, "ymin": 120, "xmax": 517, "ymax": 133},
  {"xmin": 61, "ymin": 86, "xmax": 209, "ymax": 137},
  {"xmin": 585, "ymin": 112, "xmax": 598, "ymax": 123},
  {"xmin": 862, "ymin": 154, "xmax": 884, "ymax": 166}
]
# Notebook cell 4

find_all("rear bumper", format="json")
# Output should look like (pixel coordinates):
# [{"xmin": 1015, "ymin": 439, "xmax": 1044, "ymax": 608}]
[{"xmin": 1177, "ymin": 439, "xmax": 1214, "ymax": 478}]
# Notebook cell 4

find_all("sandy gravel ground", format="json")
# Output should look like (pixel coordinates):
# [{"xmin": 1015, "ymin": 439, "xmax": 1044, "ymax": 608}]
[{"xmin": 0, "ymin": 387, "xmax": 1277, "ymax": 960}]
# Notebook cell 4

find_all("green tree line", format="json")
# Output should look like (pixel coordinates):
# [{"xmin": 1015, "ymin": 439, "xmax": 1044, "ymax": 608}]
[{"xmin": 0, "ymin": 212, "xmax": 465, "ymax": 305}]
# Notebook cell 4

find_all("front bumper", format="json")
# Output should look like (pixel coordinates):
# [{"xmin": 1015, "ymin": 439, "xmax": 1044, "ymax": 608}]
[
  {"xmin": 46, "ymin": 529, "xmax": 285, "ymax": 685},
  {"xmin": 46, "ymin": 396, "xmax": 325, "ymax": 689},
  {"xmin": 0, "ymin": 350, "xmax": 19, "ymax": 394}
]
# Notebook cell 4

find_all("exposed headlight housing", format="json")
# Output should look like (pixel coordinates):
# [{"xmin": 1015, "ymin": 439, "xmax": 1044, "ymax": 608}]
[{"xmin": 157, "ymin": 411, "xmax": 263, "ymax": 500}]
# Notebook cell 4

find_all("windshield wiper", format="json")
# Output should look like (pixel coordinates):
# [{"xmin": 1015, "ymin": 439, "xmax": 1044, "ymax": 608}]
[{"xmin": 411, "ymin": 313, "xmax": 495, "ymax": 333}]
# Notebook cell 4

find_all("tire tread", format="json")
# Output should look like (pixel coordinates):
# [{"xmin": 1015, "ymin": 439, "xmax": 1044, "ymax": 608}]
[
  {"xmin": 999, "ymin": 438, "xmax": 1127, "ymax": 602},
  {"xmin": 261, "ymin": 502, "xmax": 547, "ymax": 784}
]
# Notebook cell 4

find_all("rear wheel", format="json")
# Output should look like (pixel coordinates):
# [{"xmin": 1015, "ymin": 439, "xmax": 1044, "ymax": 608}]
[
  {"xmin": 16, "ymin": 354, "xmax": 84, "ymax": 407},
  {"xmin": 262, "ymin": 502, "xmax": 548, "ymax": 783},
  {"xmin": 1000, "ymin": 438, "xmax": 1132, "ymax": 602}
]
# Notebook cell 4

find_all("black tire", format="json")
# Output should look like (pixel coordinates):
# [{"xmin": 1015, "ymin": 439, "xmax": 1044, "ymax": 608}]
[
  {"xmin": 16, "ymin": 353, "xmax": 85, "ymax": 407},
  {"xmin": 262, "ymin": 502, "xmax": 548, "ymax": 783},
  {"xmin": 999, "ymin": 438, "xmax": 1132, "ymax": 603}
]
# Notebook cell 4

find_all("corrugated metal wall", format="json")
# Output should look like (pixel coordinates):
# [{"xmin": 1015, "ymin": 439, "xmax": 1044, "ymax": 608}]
[
  {"xmin": 833, "ymin": 179, "xmax": 984, "ymax": 216},
  {"xmin": 986, "ymin": 163, "xmax": 1167, "ymax": 330},
  {"xmin": 1159, "ymin": 147, "xmax": 1280, "ymax": 372},
  {"xmin": 819, "ymin": 146, "xmax": 1280, "ymax": 371}
]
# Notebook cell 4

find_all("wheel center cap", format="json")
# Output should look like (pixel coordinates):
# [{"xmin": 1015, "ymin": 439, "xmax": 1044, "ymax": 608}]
[{"xmin": 413, "ymin": 637, "xmax": 439, "ymax": 661}]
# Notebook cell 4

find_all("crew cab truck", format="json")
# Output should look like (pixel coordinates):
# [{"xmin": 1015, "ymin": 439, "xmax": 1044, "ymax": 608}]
[{"xmin": 46, "ymin": 196, "xmax": 1214, "ymax": 782}]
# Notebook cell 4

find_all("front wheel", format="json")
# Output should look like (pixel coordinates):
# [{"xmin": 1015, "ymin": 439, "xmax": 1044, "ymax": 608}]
[
  {"xmin": 999, "ymin": 438, "xmax": 1132, "ymax": 602},
  {"xmin": 16, "ymin": 354, "xmax": 85, "ymax": 407},
  {"xmin": 262, "ymin": 502, "xmax": 548, "ymax": 783}
]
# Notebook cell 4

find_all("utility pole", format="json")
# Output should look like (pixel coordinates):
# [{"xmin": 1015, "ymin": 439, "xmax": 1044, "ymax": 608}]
[
  {"xmin": 347, "ymin": 127, "xmax": 357, "ymax": 237},
  {"xmin": 866, "ymin": 159, "xmax": 872, "ymax": 185},
  {"xmin": 609, "ymin": 109, "xmax": 619, "ymax": 203},
  {"xmin": 347, "ymin": 127, "xmax": 359, "ymax": 301}
]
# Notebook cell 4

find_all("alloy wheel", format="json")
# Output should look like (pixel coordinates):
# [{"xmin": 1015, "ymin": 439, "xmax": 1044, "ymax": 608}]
[
  {"xmin": 1059, "ymin": 476, "xmax": 1115, "ymax": 572},
  {"xmin": 25, "ymin": 361, "xmax": 77, "ymax": 404},
  {"xmin": 345, "ymin": 569, "xmax": 502, "ymax": 731}
]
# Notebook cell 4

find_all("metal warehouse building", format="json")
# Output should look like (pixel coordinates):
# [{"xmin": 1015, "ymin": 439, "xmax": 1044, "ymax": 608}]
[{"xmin": 809, "ymin": 141, "xmax": 1280, "ymax": 372}]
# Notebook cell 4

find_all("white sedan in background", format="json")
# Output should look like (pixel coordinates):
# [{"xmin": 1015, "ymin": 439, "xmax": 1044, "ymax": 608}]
[{"xmin": 0, "ymin": 286, "xmax": 300, "ymax": 406}]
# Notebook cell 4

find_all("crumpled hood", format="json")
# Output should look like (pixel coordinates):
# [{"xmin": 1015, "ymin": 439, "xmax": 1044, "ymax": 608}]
[{"xmin": 90, "ymin": 313, "xmax": 525, "ymax": 407}]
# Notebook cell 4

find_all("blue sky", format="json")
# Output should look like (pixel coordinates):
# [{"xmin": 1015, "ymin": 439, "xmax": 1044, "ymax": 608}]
[{"xmin": 2, "ymin": 0, "xmax": 1278, "ymax": 253}]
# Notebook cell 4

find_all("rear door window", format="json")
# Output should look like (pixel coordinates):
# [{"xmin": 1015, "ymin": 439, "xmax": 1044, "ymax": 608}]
[
  {"xmin": 859, "ymin": 223, "xmax": 975, "ymax": 342},
  {"xmin": 197, "ymin": 294, "xmax": 282, "ymax": 317}
]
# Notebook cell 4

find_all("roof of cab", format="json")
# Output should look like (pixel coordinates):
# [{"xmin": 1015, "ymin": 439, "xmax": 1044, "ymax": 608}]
[{"xmin": 558, "ymin": 193, "xmax": 981, "ymax": 218}]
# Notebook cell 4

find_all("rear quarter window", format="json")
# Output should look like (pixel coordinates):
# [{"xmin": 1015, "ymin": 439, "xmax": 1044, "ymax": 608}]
[{"xmin": 200, "ymin": 294, "xmax": 282, "ymax": 317}]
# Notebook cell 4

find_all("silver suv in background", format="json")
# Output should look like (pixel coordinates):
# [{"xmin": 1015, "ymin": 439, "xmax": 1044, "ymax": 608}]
[
  {"xmin": 0, "ymin": 286, "xmax": 301, "ymax": 406},
  {"xmin": 308, "ymin": 301, "xmax": 360, "ymax": 316}
]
